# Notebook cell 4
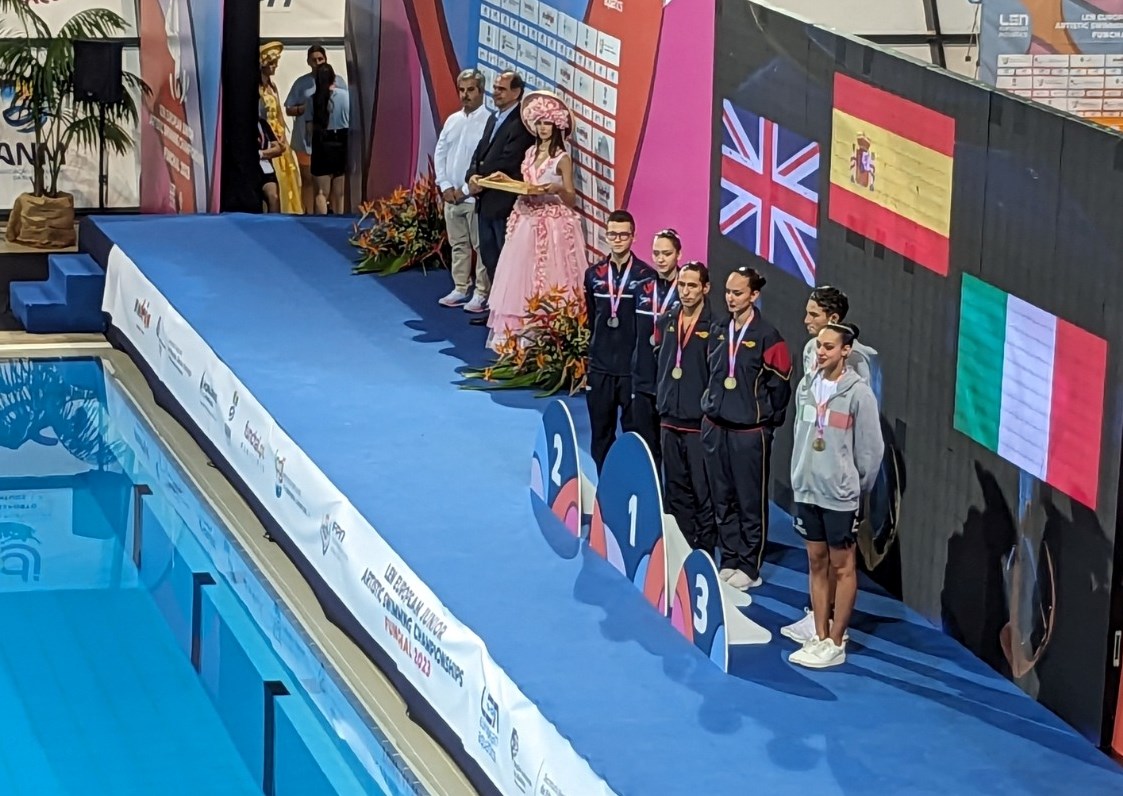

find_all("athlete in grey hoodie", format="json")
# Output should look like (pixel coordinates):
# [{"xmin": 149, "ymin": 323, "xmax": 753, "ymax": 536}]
[
  {"xmin": 784, "ymin": 286, "xmax": 879, "ymax": 646},
  {"xmin": 788, "ymin": 323, "xmax": 883, "ymax": 670}
]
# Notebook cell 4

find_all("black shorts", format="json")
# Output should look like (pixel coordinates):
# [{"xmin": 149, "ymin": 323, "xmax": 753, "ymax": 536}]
[
  {"xmin": 310, "ymin": 129, "xmax": 348, "ymax": 177},
  {"xmin": 793, "ymin": 502, "xmax": 858, "ymax": 549}
]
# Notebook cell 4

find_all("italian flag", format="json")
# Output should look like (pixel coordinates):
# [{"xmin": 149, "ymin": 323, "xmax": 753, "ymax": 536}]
[{"xmin": 954, "ymin": 274, "xmax": 1107, "ymax": 508}]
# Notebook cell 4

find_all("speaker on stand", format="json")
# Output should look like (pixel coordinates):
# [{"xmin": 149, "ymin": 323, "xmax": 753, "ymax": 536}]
[{"xmin": 73, "ymin": 40, "xmax": 125, "ymax": 210}]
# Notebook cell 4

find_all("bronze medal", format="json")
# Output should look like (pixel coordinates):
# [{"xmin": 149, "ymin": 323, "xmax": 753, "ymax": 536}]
[{"xmin": 812, "ymin": 437, "xmax": 826, "ymax": 452}]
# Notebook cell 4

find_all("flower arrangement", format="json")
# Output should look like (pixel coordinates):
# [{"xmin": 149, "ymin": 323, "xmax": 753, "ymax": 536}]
[
  {"xmin": 350, "ymin": 163, "xmax": 446, "ymax": 276},
  {"xmin": 463, "ymin": 287, "xmax": 590, "ymax": 397}
]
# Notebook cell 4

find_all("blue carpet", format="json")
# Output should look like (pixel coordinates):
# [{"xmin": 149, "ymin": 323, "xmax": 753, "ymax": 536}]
[
  {"xmin": 93, "ymin": 213, "xmax": 1123, "ymax": 795},
  {"xmin": 0, "ymin": 588, "xmax": 260, "ymax": 796}
]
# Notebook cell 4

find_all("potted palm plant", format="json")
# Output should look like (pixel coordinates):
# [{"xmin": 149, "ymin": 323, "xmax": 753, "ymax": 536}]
[{"xmin": 0, "ymin": 2, "xmax": 146, "ymax": 248}]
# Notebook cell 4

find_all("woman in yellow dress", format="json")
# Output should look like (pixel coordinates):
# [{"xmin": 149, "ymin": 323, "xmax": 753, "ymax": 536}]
[{"xmin": 259, "ymin": 42, "xmax": 303, "ymax": 214}]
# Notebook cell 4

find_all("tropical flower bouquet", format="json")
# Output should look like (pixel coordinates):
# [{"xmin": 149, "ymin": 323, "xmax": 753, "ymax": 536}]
[
  {"xmin": 350, "ymin": 164, "xmax": 447, "ymax": 276},
  {"xmin": 463, "ymin": 287, "xmax": 590, "ymax": 397}
]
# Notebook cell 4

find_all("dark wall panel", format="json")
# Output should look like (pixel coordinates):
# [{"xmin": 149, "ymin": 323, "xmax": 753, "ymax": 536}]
[{"xmin": 714, "ymin": 0, "xmax": 1123, "ymax": 747}]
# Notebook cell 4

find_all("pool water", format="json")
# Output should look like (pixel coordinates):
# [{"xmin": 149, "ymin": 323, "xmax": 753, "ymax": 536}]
[{"xmin": 0, "ymin": 358, "xmax": 417, "ymax": 796}]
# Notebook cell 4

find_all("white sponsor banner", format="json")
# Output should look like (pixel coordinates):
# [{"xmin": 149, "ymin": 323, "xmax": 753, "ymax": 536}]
[
  {"xmin": 100, "ymin": 371, "xmax": 417, "ymax": 796},
  {"xmin": 260, "ymin": 0, "xmax": 346, "ymax": 40},
  {"xmin": 102, "ymin": 243, "xmax": 615, "ymax": 796}
]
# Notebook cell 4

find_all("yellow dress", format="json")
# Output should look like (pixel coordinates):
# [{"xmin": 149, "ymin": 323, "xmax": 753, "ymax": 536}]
[{"xmin": 260, "ymin": 84, "xmax": 303, "ymax": 214}]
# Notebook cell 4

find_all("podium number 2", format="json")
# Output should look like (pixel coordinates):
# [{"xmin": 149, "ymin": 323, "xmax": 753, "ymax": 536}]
[
  {"xmin": 693, "ymin": 574, "xmax": 709, "ymax": 634},
  {"xmin": 627, "ymin": 494, "xmax": 637, "ymax": 547},
  {"xmin": 550, "ymin": 433, "xmax": 563, "ymax": 487}
]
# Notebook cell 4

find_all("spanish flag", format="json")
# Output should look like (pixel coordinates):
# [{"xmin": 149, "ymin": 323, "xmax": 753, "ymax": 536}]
[{"xmin": 828, "ymin": 74, "xmax": 955, "ymax": 276}]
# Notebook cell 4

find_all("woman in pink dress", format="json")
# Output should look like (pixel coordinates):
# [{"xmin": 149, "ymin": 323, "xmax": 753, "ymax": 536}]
[{"xmin": 486, "ymin": 90, "xmax": 588, "ymax": 351}]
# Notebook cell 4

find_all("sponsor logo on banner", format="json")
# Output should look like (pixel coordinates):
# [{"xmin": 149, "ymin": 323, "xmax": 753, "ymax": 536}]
[
  {"xmin": 224, "ymin": 390, "xmax": 239, "ymax": 441},
  {"xmin": 133, "ymin": 298, "xmax": 152, "ymax": 332},
  {"xmin": 534, "ymin": 766, "xmax": 569, "ymax": 796},
  {"xmin": 199, "ymin": 371, "xmax": 220, "ymax": 421},
  {"xmin": 156, "ymin": 317, "xmax": 192, "ymax": 378},
  {"xmin": 241, "ymin": 420, "xmax": 267, "ymax": 473},
  {"xmin": 319, "ymin": 513, "xmax": 345, "ymax": 556},
  {"xmin": 272, "ymin": 448, "xmax": 309, "ymax": 516},
  {"xmin": 510, "ymin": 727, "xmax": 533, "ymax": 793},
  {"xmin": 478, "ymin": 687, "xmax": 500, "ymax": 762}
]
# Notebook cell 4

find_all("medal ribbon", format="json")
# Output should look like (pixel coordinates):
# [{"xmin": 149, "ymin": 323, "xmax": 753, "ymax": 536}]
[
  {"xmin": 727, "ymin": 315, "xmax": 752, "ymax": 381},
  {"xmin": 652, "ymin": 279, "xmax": 677, "ymax": 344},
  {"xmin": 606, "ymin": 256, "xmax": 633, "ymax": 322},
  {"xmin": 675, "ymin": 309, "xmax": 700, "ymax": 372}
]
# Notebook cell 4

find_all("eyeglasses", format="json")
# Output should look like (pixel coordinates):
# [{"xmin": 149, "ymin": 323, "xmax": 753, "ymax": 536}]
[{"xmin": 605, "ymin": 231, "xmax": 633, "ymax": 240}]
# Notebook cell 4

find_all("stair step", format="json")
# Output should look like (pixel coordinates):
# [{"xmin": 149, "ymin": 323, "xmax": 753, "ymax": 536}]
[
  {"xmin": 11, "ymin": 280, "xmax": 65, "ymax": 307},
  {"xmin": 10, "ymin": 279, "xmax": 103, "ymax": 334},
  {"xmin": 48, "ymin": 253, "xmax": 102, "ymax": 279}
]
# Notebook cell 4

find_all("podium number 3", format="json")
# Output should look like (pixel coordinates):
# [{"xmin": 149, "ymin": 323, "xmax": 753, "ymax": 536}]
[
  {"xmin": 550, "ymin": 433, "xmax": 563, "ymax": 487},
  {"xmin": 693, "ymin": 574, "xmax": 709, "ymax": 634}
]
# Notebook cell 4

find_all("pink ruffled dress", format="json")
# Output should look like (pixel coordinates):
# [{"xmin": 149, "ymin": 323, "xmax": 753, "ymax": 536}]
[{"xmin": 486, "ymin": 147, "xmax": 588, "ymax": 351}]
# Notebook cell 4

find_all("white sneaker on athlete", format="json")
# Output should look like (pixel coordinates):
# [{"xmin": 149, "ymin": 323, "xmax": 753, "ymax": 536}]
[
  {"xmin": 789, "ymin": 637, "xmax": 846, "ymax": 669},
  {"xmin": 726, "ymin": 570, "xmax": 762, "ymax": 591},
  {"xmin": 781, "ymin": 610, "xmax": 817, "ymax": 644},
  {"xmin": 438, "ymin": 289, "xmax": 469, "ymax": 307},
  {"xmin": 719, "ymin": 569, "xmax": 736, "ymax": 582},
  {"xmin": 780, "ymin": 609, "xmax": 851, "ymax": 644},
  {"xmin": 463, "ymin": 294, "xmax": 489, "ymax": 314}
]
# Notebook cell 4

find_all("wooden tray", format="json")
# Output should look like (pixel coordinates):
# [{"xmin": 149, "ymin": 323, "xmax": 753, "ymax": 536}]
[{"xmin": 477, "ymin": 176, "xmax": 534, "ymax": 195}]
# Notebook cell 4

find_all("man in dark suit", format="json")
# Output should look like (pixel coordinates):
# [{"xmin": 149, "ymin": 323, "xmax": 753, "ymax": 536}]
[{"xmin": 465, "ymin": 70, "xmax": 535, "ymax": 325}]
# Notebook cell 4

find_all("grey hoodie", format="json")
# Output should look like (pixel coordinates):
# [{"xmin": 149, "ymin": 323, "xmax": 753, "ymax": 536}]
[
  {"xmin": 791, "ymin": 368, "xmax": 884, "ymax": 512},
  {"xmin": 802, "ymin": 337, "xmax": 877, "ymax": 384}
]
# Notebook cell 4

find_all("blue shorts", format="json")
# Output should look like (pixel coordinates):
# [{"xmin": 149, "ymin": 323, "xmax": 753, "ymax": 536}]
[{"xmin": 793, "ymin": 502, "xmax": 858, "ymax": 549}]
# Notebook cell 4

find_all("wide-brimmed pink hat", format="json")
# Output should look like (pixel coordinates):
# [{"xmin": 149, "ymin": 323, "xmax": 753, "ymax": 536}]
[{"xmin": 521, "ymin": 90, "xmax": 574, "ymax": 136}]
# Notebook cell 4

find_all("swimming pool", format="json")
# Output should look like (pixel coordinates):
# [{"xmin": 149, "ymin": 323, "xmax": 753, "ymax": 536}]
[{"xmin": 0, "ymin": 357, "xmax": 423, "ymax": 796}]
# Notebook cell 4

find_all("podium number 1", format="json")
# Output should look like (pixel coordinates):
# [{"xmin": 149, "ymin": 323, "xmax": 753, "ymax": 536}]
[
  {"xmin": 627, "ymin": 494, "xmax": 637, "ymax": 547},
  {"xmin": 551, "ymin": 433, "xmax": 563, "ymax": 487},
  {"xmin": 693, "ymin": 574, "xmax": 709, "ymax": 634}
]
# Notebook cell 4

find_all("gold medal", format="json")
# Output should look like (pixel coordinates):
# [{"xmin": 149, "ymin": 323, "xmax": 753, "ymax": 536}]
[
  {"xmin": 812, "ymin": 437, "xmax": 826, "ymax": 452},
  {"xmin": 671, "ymin": 366, "xmax": 683, "ymax": 380},
  {"xmin": 723, "ymin": 376, "xmax": 737, "ymax": 390}
]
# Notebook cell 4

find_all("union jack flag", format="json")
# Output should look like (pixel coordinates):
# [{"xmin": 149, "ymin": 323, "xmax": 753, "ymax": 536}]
[{"xmin": 719, "ymin": 99, "xmax": 821, "ymax": 286}]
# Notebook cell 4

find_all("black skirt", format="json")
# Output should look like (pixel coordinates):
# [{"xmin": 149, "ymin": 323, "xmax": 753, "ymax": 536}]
[{"xmin": 310, "ymin": 129, "xmax": 348, "ymax": 178}]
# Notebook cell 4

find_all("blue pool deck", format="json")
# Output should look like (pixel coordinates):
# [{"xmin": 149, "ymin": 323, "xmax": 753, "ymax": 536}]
[{"xmin": 87, "ymin": 213, "xmax": 1123, "ymax": 796}]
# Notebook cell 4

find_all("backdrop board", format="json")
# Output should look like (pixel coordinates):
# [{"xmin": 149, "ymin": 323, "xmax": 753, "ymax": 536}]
[
  {"xmin": 978, "ymin": 0, "xmax": 1123, "ymax": 132},
  {"xmin": 138, "ymin": 0, "xmax": 225, "ymax": 213},
  {"xmin": 356, "ymin": 0, "xmax": 717, "ymax": 261},
  {"xmin": 260, "ymin": 0, "xmax": 347, "ymax": 39},
  {"xmin": 0, "ymin": 47, "xmax": 141, "ymax": 211},
  {"xmin": 711, "ymin": 0, "xmax": 1123, "ymax": 748}
]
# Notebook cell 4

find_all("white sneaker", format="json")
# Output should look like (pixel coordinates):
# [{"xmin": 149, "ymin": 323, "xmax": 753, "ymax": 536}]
[
  {"xmin": 463, "ymin": 294, "xmax": 489, "ymax": 314},
  {"xmin": 780, "ymin": 610, "xmax": 817, "ymax": 644},
  {"xmin": 726, "ymin": 571, "xmax": 762, "ymax": 591},
  {"xmin": 780, "ymin": 609, "xmax": 850, "ymax": 644},
  {"xmin": 789, "ymin": 637, "xmax": 846, "ymax": 669},
  {"xmin": 439, "ymin": 289, "xmax": 469, "ymax": 307},
  {"xmin": 718, "ymin": 568, "xmax": 736, "ymax": 582}
]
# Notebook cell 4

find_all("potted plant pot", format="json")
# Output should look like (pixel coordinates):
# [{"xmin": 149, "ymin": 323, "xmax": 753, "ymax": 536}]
[{"xmin": 6, "ymin": 191, "xmax": 76, "ymax": 249}]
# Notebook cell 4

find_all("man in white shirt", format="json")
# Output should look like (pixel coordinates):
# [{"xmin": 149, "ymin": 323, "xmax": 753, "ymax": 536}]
[{"xmin": 434, "ymin": 69, "xmax": 491, "ymax": 312}]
